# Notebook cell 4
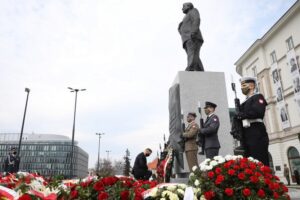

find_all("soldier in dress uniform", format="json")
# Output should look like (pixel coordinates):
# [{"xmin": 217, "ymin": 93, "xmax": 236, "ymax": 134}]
[
  {"xmin": 182, "ymin": 112, "xmax": 199, "ymax": 171},
  {"xmin": 198, "ymin": 102, "xmax": 220, "ymax": 159},
  {"xmin": 4, "ymin": 147, "xmax": 20, "ymax": 174},
  {"xmin": 236, "ymin": 76, "xmax": 269, "ymax": 166}
]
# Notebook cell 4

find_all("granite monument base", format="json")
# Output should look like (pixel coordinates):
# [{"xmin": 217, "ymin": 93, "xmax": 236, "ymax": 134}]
[{"xmin": 169, "ymin": 71, "xmax": 233, "ymax": 177}]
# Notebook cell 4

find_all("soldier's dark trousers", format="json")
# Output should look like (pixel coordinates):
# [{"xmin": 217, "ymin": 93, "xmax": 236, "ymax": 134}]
[
  {"xmin": 244, "ymin": 123, "xmax": 269, "ymax": 166},
  {"xmin": 205, "ymin": 148, "xmax": 219, "ymax": 159},
  {"xmin": 184, "ymin": 39, "xmax": 204, "ymax": 71}
]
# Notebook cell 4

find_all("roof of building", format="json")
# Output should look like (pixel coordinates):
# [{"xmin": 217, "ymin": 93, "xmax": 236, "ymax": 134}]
[
  {"xmin": 0, "ymin": 133, "xmax": 72, "ymax": 142},
  {"xmin": 147, "ymin": 158, "xmax": 159, "ymax": 170},
  {"xmin": 235, "ymin": 0, "xmax": 300, "ymax": 74}
]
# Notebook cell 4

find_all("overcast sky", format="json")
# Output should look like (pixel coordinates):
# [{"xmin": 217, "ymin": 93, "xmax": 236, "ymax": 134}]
[{"xmin": 0, "ymin": 0, "xmax": 297, "ymax": 168}]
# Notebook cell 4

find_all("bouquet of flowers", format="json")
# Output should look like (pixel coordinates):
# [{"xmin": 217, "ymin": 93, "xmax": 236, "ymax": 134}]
[
  {"xmin": 143, "ymin": 183, "xmax": 201, "ymax": 200},
  {"xmin": 0, "ymin": 172, "xmax": 57, "ymax": 200},
  {"xmin": 189, "ymin": 155, "xmax": 290, "ymax": 200},
  {"xmin": 0, "ymin": 173, "xmax": 158, "ymax": 200},
  {"xmin": 156, "ymin": 148, "xmax": 174, "ymax": 183}
]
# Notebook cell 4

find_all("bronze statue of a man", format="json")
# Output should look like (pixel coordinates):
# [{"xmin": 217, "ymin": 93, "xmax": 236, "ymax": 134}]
[{"xmin": 178, "ymin": 2, "xmax": 204, "ymax": 71}]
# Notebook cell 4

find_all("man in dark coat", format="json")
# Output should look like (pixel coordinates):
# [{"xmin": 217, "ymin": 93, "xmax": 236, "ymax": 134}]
[
  {"xmin": 132, "ymin": 148, "xmax": 152, "ymax": 180},
  {"xmin": 199, "ymin": 102, "xmax": 220, "ymax": 159},
  {"xmin": 4, "ymin": 147, "xmax": 20, "ymax": 174},
  {"xmin": 178, "ymin": 2, "xmax": 204, "ymax": 71},
  {"xmin": 236, "ymin": 76, "xmax": 269, "ymax": 166}
]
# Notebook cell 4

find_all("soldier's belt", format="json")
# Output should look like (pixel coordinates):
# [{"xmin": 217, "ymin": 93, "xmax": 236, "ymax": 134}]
[{"xmin": 242, "ymin": 119, "xmax": 263, "ymax": 128}]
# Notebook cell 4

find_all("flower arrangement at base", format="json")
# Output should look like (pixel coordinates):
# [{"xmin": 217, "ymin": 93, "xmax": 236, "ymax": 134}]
[
  {"xmin": 0, "ymin": 173, "xmax": 158, "ymax": 200},
  {"xmin": 0, "ymin": 172, "xmax": 58, "ymax": 200},
  {"xmin": 189, "ymin": 155, "xmax": 290, "ymax": 200},
  {"xmin": 143, "ymin": 183, "xmax": 201, "ymax": 200}
]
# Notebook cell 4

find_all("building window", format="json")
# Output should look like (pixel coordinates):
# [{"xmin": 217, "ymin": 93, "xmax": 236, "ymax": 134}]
[
  {"xmin": 286, "ymin": 36, "xmax": 294, "ymax": 51},
  {"xmin": 270, "ymin": 51, "xmax": 277, "ymax": 64},
  {"xmin": 252, "ymin": 66, "xmax": 257, "ymax": 77},
  {"xmin": 287, "ymin": 147, "xmax": 300, "ymax": 183}
]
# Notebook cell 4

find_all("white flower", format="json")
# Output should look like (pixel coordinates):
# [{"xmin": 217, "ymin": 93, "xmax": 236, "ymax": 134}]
[
  {"xmin": 177, "ymin": 188, "xmax": 185, "ymax": 195},
  {"xmin": 189, "ymin": 172, "xmax": 195, "ymax": 178},
  {"xmin": 192, "ymin": 166, "xmax": 198, "ymax": 172},
  {"xmin": 204, "ymin": 165, "xmax": 213, "ymax": 171},
  {"xmin": 167, "ymin": 185, "xmax": 177, "ymax": 192},
  {"xmin": 160, "ymin": 198, "xmax": 166, "ymax": 200},
  {"xmin": 224, "ymin": 155, "xmax": 233, "ymax": 161},
  {"xmin": 178, "ymin": 184, "xmax": 187, "ymax": 189},
  {"xmin": 150, "ymin": 187, "xmax": 158, "ymax": 197},
  {"xmin": 194, "ymin": 179, "xmax": 200, "ymax": 186},
  {"xmin": 209, "ymin": 160, "xmax": 218, "ymax": 167}
]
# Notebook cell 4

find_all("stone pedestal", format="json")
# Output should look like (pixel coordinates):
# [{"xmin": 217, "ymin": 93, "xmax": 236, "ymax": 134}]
[{"xmin": 169, "ymin": 71, "xmax": 233, "ymax": 176}]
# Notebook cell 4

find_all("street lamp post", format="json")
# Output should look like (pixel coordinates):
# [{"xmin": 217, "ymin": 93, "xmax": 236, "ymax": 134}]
[
  {"xmin": 68, "ymin": 87, "xmax": 86, "ymax": 178},
  {"xmin": 17, "ymin": 88, "xmax": 30, "ymax": 157},
  {"xmin": 106, "ymin": 150, "xmax": 111, "ymax": 160},
  {"xmin": 96, "ymin": 133, "xmax": 105, "ymax": 172}
]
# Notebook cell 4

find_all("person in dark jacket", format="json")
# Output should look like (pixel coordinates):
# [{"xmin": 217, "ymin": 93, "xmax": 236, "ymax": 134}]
[
  {"xmin": 198, "ymin": 102, "xmax": 220, "ymax": 159},
  {"xmin": 4, "ymin": 147, "xmax": 20, "ymax": 174},
  {"xmin": 132, "ymin": 148, "xmax": 152, "ymax": 180},
  {"xmin": 236, "ymin": 76, "xmax": 269, "ymax": 166}
]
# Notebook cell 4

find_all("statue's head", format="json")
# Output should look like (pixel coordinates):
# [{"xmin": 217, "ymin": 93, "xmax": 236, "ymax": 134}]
[{"xmin": 182, "ymin": 2, "xmax": 194, "ymax": 14}]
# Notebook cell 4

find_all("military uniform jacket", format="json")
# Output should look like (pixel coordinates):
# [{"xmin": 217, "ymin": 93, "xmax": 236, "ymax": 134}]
[
  {"xmin": 4, "ymin": 154, "xmax": 20, "ymax": 173},
  {"xmin": 239, "ymin": 93, "xmax": 269, "ymax": 144},
  {"xmin": 183, "ymin": 121, "xmax": 199, "ymax": 151},
  {"xmin": 178, "ymin": 8, "xmax": 204, "ymax": 47},
  {"xmin": 239, "ymin": 93, "xmax": 267, "ymax": 120},
  {"xmin": 200, "ymin": 114, "xmax": 220, "ymax": 149}
]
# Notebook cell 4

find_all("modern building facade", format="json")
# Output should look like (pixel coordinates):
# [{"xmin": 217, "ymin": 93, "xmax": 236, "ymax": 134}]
[
  {"xmin": 0, "ymin": 133, "xmax": 88, "ymax": 178},
  {"xmin": 235, "ymin": 0, "xmax": 300, "ymax": 184}
]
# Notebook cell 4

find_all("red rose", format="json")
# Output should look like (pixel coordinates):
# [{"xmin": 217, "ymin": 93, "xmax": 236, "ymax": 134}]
[
  {"xmin": 273, "ymin": 182, "xmax": 280, "ymax": 190},
  {"xmin": 19, "ymin": 194, "xmax": 32, "ymax": 200},
  {"xmin": 242, "ymin": 188, "xmax": 251, "ymax": 197},
  {"xmin": 249, "ymin": 163, "xmax": 256, "ymax": 169},
  {"xmin": 93, "ymin": 181, "xmax": 105, "ymax": 191},
  {"xmin": 98, "ymin": 192, "xmax": 109, "ymax": 200},
  {"xmin": 120, "ymin": 190, "xmax": 130, "ymax": 200},
  {"xmin": 204, "ymin": 191, "xmax": 215, "ymax": 200},
  {"xmin": 250, "ymin": 175, "xmax": 259, "ymax": 183},
  {"xmin": 264, "ymin": 178, "xmax": 271, "ymax": 185},
  {"xmin": 245, "ymin": 169, "xmax": 253, "ymax": 175},
  {"xmin": 260, "ymin": 166, "xmax": 271, "ymax": 174},
  {"xmin": 240, "ymin": 162, "xmax": 247, "ymax": 169},
  {"xmin": 102, "ymin": 176, "xmax": 119, "ymax": 186},
  {"xmin": 224, "ymin": 188, "xmax": 234, "ymax": 196},
  {"xmin": 257, "ymin": 189, "xmax": 265, "ymax": 198},
  {"xmin": 70, "ymin": 190, "xmax": 78, "ymax": 199},
  {"xmin": 223, "ymin": 162, "xmax": 231, "ymax": 169},
  {"xmin": 268, "ymin": 183, "xmax": 275, "ymax": 190},
  {"xmin": 254, "ymin": 172, "xmax": 262, "ymax": 177},
  {"xmin": 208, "ymin": 171, "xmax": 215, "ymax": 179},
  {"xmin": 238, "ymin": 173, "xmax": 245, "ymax": 180},
  {"xmin": 233, "ymin": 165, "xmax": 240, "ymax": 170},
  {"xmin": 215, "ymin": 175, "xmax": 225, "ymax": 185},
  {"xmin": 227, "ymin": 169, "xmax": 235, "ymax": 176},
  {"xmin": 282, "ymin": 185, "xmax": 289, "ymax": 192},
  {"xmin": 215, "ymin": 167, "xmax": 222, "ymax": 174},
  {"xmin": 273, "ymin": 192, "xmax": 279, "ymax": 199}
]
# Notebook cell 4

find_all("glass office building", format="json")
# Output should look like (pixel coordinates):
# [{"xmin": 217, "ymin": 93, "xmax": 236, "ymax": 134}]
[{"xmin": 0, "ymin": 133, "xmax": 88, "ymax": 178}]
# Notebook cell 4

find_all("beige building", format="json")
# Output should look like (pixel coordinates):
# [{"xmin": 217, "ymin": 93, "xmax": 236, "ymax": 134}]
[{"xmin": 235, "ymin": 0, "xmax": 300, "ymax": 184}]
